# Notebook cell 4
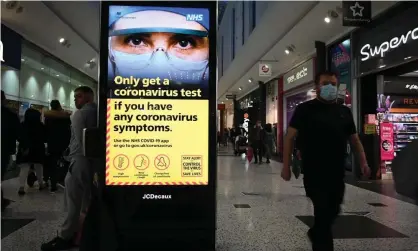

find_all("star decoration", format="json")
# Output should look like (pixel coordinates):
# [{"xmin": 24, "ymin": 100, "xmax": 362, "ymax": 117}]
[{"xmin": 350, "ymin": 2, "xmax": 364, "ymax": 17}]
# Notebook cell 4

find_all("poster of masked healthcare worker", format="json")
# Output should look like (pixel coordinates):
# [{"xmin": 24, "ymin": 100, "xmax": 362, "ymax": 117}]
[
  {"xmin": 105, "ymin": 4, "xmax": 211, "ymax": 186},
  {"xmin": 107, "ymin": 6, "xmax": 210, "ymax": 100}
]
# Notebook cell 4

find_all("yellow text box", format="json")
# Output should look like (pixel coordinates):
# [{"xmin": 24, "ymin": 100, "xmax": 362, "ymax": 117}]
[{"xmin": 106, "ymin": 99, "xmax": 208, "ymax": 185}]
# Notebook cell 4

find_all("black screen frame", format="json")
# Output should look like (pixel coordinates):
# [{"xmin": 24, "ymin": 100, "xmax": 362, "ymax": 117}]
[{"xmin": 98, "ymin": 1, "xmax": 217, "ymax": 249}]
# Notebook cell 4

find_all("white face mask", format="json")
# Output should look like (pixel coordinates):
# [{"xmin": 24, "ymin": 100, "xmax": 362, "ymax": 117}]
[{"xmin": 109, "ymin": 43, "xmax": 209, "ymax": 84}]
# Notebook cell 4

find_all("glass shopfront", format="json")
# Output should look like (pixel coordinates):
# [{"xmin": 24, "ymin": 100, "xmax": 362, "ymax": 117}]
[
  {"xmin": 1, "ymin": 26, "xmax": 97, "ymax": 120},
  {"xmin": 353, "ymin": 2, "xmax": 418, "ymax": 180}
]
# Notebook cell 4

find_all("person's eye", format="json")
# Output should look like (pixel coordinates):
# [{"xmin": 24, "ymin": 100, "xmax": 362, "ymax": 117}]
[
  {"xmin": 125, "ymin": 35, "xmax": 147, "ymax": 47},
  {"xmin": 173, "ymin": 37, "xmax": 196, "ymax": 50}
]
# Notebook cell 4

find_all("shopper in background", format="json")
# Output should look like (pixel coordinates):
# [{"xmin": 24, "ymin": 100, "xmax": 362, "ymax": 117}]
[
  {"xmin": 263, "ymin": 123, "xmax": 276, "ymax": 164},
  {"xmin": 249, "ymin": 120, "xmax": 264, "ymax": 164},
  {"xmin": 17, "ymin": 108, "xmax": 47, "ymax": 195},
  {"xmin": 1, "ymin": 91, "xmax": 20, "ymax": 210},
  {"xmin": 42, "ymin": 86, "xmax": 97, "ymax": 251},
  {"xmin": 281, "ymin": 71, "xmax": 370, "ymax": 251},
  {"xmin": 44, "ymin": 100, "xmax": 71, "ymax": 193}
]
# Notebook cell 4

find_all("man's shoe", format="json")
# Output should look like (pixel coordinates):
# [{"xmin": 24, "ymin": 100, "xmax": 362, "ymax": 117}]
[{"xmin": 41, "ymin": 236, "xmax": 74, "ymax": 251}]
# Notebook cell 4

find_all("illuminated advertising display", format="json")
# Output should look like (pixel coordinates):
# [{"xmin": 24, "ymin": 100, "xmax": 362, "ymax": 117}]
[
  {"xmin": 380, "ymin": 122, "xmax": 394, "ymax": 161},
  {"xmin": 105, "ymin": 5, "xmax": 210, "ymax": 186}
]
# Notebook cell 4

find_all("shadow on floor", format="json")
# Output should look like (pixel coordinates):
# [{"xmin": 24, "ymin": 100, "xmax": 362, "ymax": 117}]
[
  {"xmin": 1, "ymin": 218, "xmax": 35, "ymax": 239},
  {"xmin": 296, "ymin": 215, "xmax": 408, "ymax": 239}
]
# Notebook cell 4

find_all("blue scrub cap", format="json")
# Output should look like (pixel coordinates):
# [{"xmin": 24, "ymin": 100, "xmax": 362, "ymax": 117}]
[{"xmin": 109, "ymin": 6, "xmax": 209, "ymax": 31}]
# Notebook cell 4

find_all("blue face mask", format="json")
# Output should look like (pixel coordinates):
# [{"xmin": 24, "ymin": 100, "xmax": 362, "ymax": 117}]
[
  {"xmin": 110, "ymin": 46, "xmax": 209, "ymax": 85},
  {"xmin": 319, "ymin": 84, "xmax": 338, "ymax": 101}
]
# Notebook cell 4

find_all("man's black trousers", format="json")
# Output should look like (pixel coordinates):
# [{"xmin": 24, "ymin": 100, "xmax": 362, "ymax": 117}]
[{"xmin": 304, "ymin": 177, "xmax": 345, "ymax": 251}]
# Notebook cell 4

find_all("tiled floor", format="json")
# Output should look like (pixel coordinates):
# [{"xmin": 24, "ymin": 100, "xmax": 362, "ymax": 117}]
[{"xmin": 2, "ymin": 154, "xmax": 418, "ymax": 250}]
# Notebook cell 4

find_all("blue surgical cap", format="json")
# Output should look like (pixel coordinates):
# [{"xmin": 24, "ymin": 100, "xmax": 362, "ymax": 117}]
[{"xmin": 109, "ymin": 6, "xmax": 209, "ymax": 31}]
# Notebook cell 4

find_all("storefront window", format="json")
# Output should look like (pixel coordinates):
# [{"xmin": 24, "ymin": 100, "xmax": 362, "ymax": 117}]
[{"xmin": 2, "ymin": 40, "xmax": 97, "ymax": 119}]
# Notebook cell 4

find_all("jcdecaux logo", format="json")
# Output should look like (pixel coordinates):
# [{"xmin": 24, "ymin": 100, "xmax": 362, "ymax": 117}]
[
  {"xmin": 142, "ymin": 194, "xmax": 172, "ymax": 200},
  {"xmin": 186, "ymin": 14, "xmax": 203, "ymax": 21}
]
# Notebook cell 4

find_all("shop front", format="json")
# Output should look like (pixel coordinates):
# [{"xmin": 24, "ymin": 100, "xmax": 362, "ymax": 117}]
[
  {"xmin": 265, "ymin": 79, "xmax": 279, "ymax": 154},
  {"xmin": 352, "ymin": 2, "xmax": 418, "ymax": 179},
  {"xmin": 1, "ymin": 25, "xmax": 97, "ymax": 120},
  {"xmin": 236, "ymin": 88, "xmax": 262, "ymax": 140},
  {"xmin": 281, "ymin": 58, "xmax": 316, "ymax": 136}
]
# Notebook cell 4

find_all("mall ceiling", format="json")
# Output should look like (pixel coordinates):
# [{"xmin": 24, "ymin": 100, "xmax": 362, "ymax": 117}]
[
  {"xmin": 1, "ymin": 1, "xmax": 396, "ymax": 94},
  {"xmin": 1, "ymin": 1, "xmax": 99, "ymax": 81},
  {"xmin": 219, "ymin": 1, "xmax": 397, "ymax": 102}
]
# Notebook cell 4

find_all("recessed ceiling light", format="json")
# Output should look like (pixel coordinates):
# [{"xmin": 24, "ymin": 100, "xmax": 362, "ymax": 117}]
[
  {"xmin": 379, "ymin": 65, "xmax": 386, "ymax": 69},
  {"xmin": 68, "ymin": 80, "xmax": 71, "ymax": 82},
  {"xmin": 59, "ymin": 38, "xmax": 65, "ymax": 43},
  {"xmin": 41, "ymin": 67, "xmax": 44, "ymax": 70},
  {"xmin": 415, "ymin": 70, "xmax": 418, "ymax": 73},
  {"xmin": 56, "ymin": 74, "xmax": 60, "ymax": 77},
  {"xmin": 248, "ymin": 79, "xmax": 252, "ymax": 83},
  {"xmin": 238, "ymin": 87, "xmax": 242, "ymax": 91},
  {"xmin": 404, "ymin": 56, "xmax": 412, "ymax": 60},
  {"xmin": 21, "ymin": 58, "xmax": 25, "ymax": 62},
  {"xmin": 324, "ymin": 17, "xmax": 331, "ymax": 23},
  {"xmin": 226, "ymin": 98, "xmax": 229, "ymax": 100},
  {"xmin": 79, "ymin": 85, "xmax": 81, "ymax": 87},
  {"xmin": 221, "ymin": 101, "xmax": 224, "ymax": 104},
  {"xmin": 285, "ymin": 49, "xmax": 290, "ymax": 55}
]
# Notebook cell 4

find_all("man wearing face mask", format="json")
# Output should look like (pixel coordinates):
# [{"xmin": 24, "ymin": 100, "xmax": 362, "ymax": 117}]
[{"xmin": 281, "ymin": 71, "xmax": 370, "ymax": 251}]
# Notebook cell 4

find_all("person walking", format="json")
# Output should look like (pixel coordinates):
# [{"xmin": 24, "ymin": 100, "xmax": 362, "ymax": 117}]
[
  {"xmin": 17, "ymin": 108, "xmax": 47, "ymax": 195},
  {"xmin": 42, "ymin": 86, "xmax": 97, "ymax": 251},
  {"xmin": 44, "ymin": 100, "xmax": 71, "ymax": 193},
  {"xmin": 1, "ymin": 91, "xmax": 20, "ymax": 210},
  {"xmin": 281, "ymin": 71, "xmax": 370, "ymax": 251},
  {"xmin": 263, "ymin": 123, "xmax": 276, "ymax": 164},
  {"xmin": 249, "ymin": 120, "xmax": 264, "ymax": 164}
]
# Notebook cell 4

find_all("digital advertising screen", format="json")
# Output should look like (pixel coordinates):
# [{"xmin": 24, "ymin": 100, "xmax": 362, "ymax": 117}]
[{"xmin": 105, "ymin": 5, "xmax": 210, "ymax": 186}]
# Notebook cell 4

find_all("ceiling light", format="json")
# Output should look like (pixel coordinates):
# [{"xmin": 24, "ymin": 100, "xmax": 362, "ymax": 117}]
[
  {"xmin": 21, "ymin": 58, "xmax": 25, "ymax": 62},
  {"xmin": 415, "ymin": 70, "xmax": 418, "ymax": 73},
  {"xmin": 238, "ymin": 87, "xmax": 242, "ymax": 91},
  {"xmin": 404, "ymin": 56, "xmax": 412, "ymax": 60},
  {"xmin": 56, "ymin": 74, "xmax": 60, "ymax": 77},
  {"xmin": 59, "ymin": 38, "xmax": 65, "ymax": 43},
  {"xmin": 226, "ymin": 98, "xmax": 229, "ymax": 100},
  {"xmin": 78, "ymin": 85, "xmax": 81, "ymax": 87},
  {"xmin": 379, "ymin": 65, "xmax": 386, "ymax": 69},
  {"xmin": 68, "ymin": 80, "xmax": 71, "ymax": 82},
  {"xmin": 221, "ymin": 101, "xmax": 224, "ymax": 104},
  {"xmin": 248, "ymin": 78, "xmax": 252, "ymax": 83},
  {"xmin": 324, "ymin": 17, "xmax": 331, "ymax": 23},
  {"xmin": 285, "ymin": 49, "xmax": 290, "ymax": 55},
  {"xmin": 41, "ymin": 67, "xmax": 44, "ymax": 70}
]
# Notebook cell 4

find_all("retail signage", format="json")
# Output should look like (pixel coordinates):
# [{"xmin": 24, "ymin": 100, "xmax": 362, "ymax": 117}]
[
  {"xmin": 384, "ymin": 81, "xmax": 418, "ymax": 95},
  {"xmin": 1, "ymin": 24, "xmax": 22, "ymax": 70},
  {"xmin": 259, "ymin": 63, "xmax": 272, "ymax": 77},
  {"xmin": 390, "ymin": 96, "xmax": 418, "ymax": 109},
  {"xmin": 342, "ymin": 1, "xmax": 371, "ymax": 27},
  {"xmin": 360, "ymin": 26, "xmax": 418, "ymax": 61},
  {"xmin": 217, "ymin": 103, "xmax": 225, "ymax": 110},
  {"xmin": 226, "ymin": 94, "xmax": 236, "ymax": 100},
  {"xmin": 0, "ymin": 41, "xmax": 4, "ymax": 62},
  {"xmin": 380, "ymin": 123, "xmax": 394, "ymax": 161},
  {"xmin": 364, "ymin": 124, "xmax": 376, "ymax": 135},
  {"xmin": 283, "ymin": 58, "xmax": 314, "ymax": 91},
  {"xmin": 330, "ymin": 39, "xmax": 352, "ymax": 107}
]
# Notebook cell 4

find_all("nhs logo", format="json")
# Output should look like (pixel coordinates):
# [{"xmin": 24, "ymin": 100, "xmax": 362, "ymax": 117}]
[{"xmin": 186, "ymin": 14, "xmax": 203, "ymax": 21}]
